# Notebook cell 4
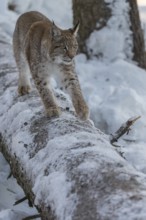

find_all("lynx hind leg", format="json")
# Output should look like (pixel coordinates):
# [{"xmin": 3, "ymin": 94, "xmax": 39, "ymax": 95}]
[{"xmin": 16, "ymin": 53, "xmax": 31, "ymax": 95}]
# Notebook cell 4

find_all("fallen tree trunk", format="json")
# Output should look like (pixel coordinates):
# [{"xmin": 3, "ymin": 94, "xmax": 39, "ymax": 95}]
[{"xmin": 1, "ymin": 42, "xmax": 146, "ymax": 220}]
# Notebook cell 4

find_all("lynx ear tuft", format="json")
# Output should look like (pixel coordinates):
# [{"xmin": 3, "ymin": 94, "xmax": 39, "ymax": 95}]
[
  {"xmin": 72, "ymin": 20, "xmax": 80, "ymax": 36},
  {"xmin": 51, "ymin": 21, "xmax": 61, "ymax": 37}
]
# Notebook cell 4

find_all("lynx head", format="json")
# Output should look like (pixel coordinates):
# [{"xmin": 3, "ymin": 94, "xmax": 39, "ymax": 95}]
[{"xmin": 49, "ymin": 21, "xmax": 79, "ymax": 64}]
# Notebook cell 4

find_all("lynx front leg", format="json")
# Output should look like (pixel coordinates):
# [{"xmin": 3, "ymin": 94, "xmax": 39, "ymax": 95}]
[
  {"xmin": 33, "ymin": 74, "xmax": 60, "ymax": 118},
  {"xmin": 17, "ymin": 53, "xmax": 31, "ymax": 95},
  {"xmin": 25, "ymin": 45, "xmax": 60, "ymax": 118},
  {"xmin": 68, "ymin": 81, "xmax": 89, "ymax": 120},
  {"xmin": 60, "ymin": 65, "xmax": 89, "ymax": 120}
]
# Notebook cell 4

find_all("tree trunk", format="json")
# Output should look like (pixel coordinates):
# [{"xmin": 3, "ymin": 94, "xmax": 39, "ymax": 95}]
[
  {"xmin": 72, "ymin": 0, "xmax": 111, "ymax": 55},
  {"xmin": 73, "ymin": 0, "xmax": 146, "ymax": 69},
  {"xmin": 1, "ymin": 42, "xmax": 146, "ymax": 219},
  {"xmin": 128, "ymin": 0, "xmax": 146, "ymax": 68}
]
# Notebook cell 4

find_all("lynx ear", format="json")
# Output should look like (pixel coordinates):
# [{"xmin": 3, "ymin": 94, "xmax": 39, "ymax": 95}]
[
  {"xmin": 72, "ymin": 21, "xmax": 80, "ymax": 36},
  {"xmin": 52, "ymin": 21, "xmax": 61, "ymax": 37}
]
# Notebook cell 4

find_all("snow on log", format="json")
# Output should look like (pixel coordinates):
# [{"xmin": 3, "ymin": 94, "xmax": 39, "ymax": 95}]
[{"xmin": 1, "ymin": 42, "xmax": 146, "ymax": 220}]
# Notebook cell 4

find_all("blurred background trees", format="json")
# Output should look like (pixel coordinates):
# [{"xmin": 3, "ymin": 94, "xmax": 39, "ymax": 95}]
[
  {"xmin": 72, "ymin": 0, "xmax": 111, "ymax": 55},
  {"xmin": 73, "ymin": 0, "xmax": 146, "ymax": 69}
]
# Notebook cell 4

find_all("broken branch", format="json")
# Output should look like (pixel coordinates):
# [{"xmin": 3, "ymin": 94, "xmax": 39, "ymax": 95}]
[
  {"xmin": 22, "ymin": 214, "xmax": 41, "ymax": 220},
  {"xmin": 110, "ymin": 116, "xmax": 141, "ymax": 144}
]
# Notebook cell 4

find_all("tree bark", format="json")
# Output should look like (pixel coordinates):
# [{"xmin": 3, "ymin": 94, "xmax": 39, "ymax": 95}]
[
  {"xmin": 73, "ymin": 0, "xmax": 146, "ymax": 69},
  {"xmin": 1, "ymin": 42, "xmax": 146, "ymax": 220},
  {"xmin": 128, "ymin": 0, "xmax": 146, "ymax": 69}
]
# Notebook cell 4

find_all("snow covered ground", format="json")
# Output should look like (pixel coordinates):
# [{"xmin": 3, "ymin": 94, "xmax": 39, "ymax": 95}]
[{"xmin": 0, "ymin": 0, "xmax": 146, "ymax": 219}]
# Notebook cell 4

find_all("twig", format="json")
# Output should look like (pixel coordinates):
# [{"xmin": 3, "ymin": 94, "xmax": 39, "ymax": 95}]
[
  {"xmin": 123, "ymin": 138, "xmax": 137, "ymax": 143},
  {"xmin": 7, "ymin": 171, "xmax": 12, "ymax": 179},
  {"xmin": 110, "ymin": 116, "xmax": 141, "ymax": 144},
  {"xmin": 13, "ymin": 196, "xmax": 27, "ymax": 206},
  {"xmin": 28, "ymin": 199, "xmax": 33, "ymax": 207},
  {"xmin": 7, "ymin": 188, "xmax": 16, "ymax": 194},
  {"xmin": 14, "ymin": 196, "xmax": 33, "ymax": 207},
  {"xmin": 22, "ymin": 214, "xmax": 41, "ymax": 220}
]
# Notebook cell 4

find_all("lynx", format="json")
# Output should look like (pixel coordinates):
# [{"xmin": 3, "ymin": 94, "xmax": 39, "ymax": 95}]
[{"xmin": 13, "ymin": 11, "xmax": 89, "ymax": 120}]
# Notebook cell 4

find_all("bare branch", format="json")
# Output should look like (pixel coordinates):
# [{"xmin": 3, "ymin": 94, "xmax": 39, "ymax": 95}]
[
  {"xmin": 110, "ymin": 116, "xmax": 141, "ymax": 144},
  {"xmin": 22, "ymin": 214, "xmax": 41, "ymax": 220},
  {"xmin": 13, "ymin": 196, "xmax": 27, "ymax": 206}
]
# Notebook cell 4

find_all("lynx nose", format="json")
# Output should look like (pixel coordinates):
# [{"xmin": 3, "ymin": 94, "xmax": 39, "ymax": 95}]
[{"xmin": 68, "ymin": 52, "xmax": 74, "ymax": 59}]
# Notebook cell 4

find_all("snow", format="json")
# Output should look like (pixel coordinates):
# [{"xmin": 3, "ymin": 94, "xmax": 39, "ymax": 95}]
[
  {"xmin": 88, "ymin": 0, "xmax": 133, "ymax": 61},
  {"xmin": 8, "ymin": 0, "xmax": 72, "ymax": 28},
  {"xmin": 76, "ymin": 57, "xmax": 146, "ymax": 139},
  {"xmin": 0, "ymin": 153, "xmax": 37, "ymax": 220},
  {"xmin": 0, "ymin": 0, "xmax": 146, "ymax": 219},
  {"xmin": 33, "ymin": 172, "xmax": 77, "ymax": 220}
]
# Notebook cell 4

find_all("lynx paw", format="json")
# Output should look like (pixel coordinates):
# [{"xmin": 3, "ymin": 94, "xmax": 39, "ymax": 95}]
[
  {"xmin": 46, "ymin": 107, "xmax": 61, "ymax": 118},
  {"xmin": 76, "ymin": 105, "xmax": 89, "ymax": 121},
  {"xmin": 18, "ymin": 85, "xmax": 31, "ymax": 95}
]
